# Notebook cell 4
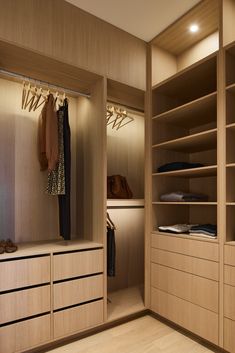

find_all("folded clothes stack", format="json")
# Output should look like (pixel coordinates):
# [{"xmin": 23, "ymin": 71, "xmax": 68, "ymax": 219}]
[
  {"xmin": 189, "ymin": 224, "xmax": 217, "ymax": 238},
  {"xmin": 160, "ymin": 191, "xmax": 208, "ymax": 202},
  {"xmin": 158, "ymin": 223, "xmax": 217, "ymax": 239},
  {"xmin": 157, "ymin": 162, "xmax": 204, "ymax": 173}
]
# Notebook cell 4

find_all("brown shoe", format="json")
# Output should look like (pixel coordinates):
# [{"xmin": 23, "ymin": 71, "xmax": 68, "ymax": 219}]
[{"xmin": 5, "ymin": 239, "xmax": 17, "ymax": 253}]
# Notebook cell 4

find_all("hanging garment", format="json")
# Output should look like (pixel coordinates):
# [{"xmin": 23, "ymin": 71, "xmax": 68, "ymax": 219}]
[
  {"xmin": 38, "ymin": 94, "xmax": 58, "ymax": 171},
  {"xmin": 58, "ymin": 99, "xmax": 71, "ymax": 240},
  {"xmin": 107, "ymin": 227, "xmax": 116, "ymax": 276},
  {"xmin": 46, "ymin": 109, "xmax": 65, "ymax": 195}
]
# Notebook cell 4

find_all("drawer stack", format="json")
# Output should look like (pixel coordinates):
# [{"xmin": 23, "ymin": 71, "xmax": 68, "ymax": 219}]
[
  {"xmin": 150, "ymin": 233, "xmax": 219, "ymax": 345},
  {"xmin": 52, "ymin": 248, "xmax": 104, "ymax": 339},
  {"xmin": 0, "ymin": 256, "xmax": 51, "ymax": 353},
  {"xmin": 224, "ymin": 245, "xmax": 235, "ymax": 353}
]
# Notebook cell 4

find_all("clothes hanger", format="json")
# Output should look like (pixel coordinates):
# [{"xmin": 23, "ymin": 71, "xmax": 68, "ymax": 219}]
[
  {"xmin": 32, "ymin": 87, "xmax": 43, "ymax": 111},
  {"xmin": 107, "ymin": 212, "xmax": 116, "ymax": 230},
  {"xmin": 21, "ymin": 81, "xmax": 27, "ymax": 109},
  {"xmin": 24, "ymin": 84, "xmax": 36, "ymax": 110},
  {"xmin": 34, "ymin": 87, "xmax": 50, "ymax": 110},
  {"xmin": 116, "ymin": 112, "xmax": 134, "ymax": 130},
  {"xmin": 29, "ymin": 85, "xmax": 39, "ymax": 112}
]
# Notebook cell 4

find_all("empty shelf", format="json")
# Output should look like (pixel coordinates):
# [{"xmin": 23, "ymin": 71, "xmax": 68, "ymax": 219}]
[
  {"xmin": 226, "ymin": 83, "xmax": 235, "ymax": 93},
  {"xmin": 226, "ymin": 122, "xmax": 235, "ymax": 131},
  {"xmin": 152, "ymin": 129, "xmax": 217, "ymax": 153},
  {"xmin": 153, "ymin": 165, "xmax": 217, "ymax": 178},
  {"xmin": 107, "ymin": 199, "xmax": 144, "ymax": 207},
  {"xmin": 152, "ymin": 92, "xmax": 217, "ymax": 128}
]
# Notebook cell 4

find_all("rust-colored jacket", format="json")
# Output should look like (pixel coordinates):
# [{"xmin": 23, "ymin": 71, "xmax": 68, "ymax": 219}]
[{"xmin": 38, "ymin": 94, "xmax": 58, "ymax": 171}]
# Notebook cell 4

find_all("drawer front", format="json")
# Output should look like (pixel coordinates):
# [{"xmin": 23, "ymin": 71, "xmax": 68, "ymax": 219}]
[
  {"xmin": 224, "ymin": 284, "xmax": 235, "ymax": 320},
  {"xmin": 224, "ymin": 265, "xmax": 235, "ymax": 287},
  {"xmin": 54, "ymin": 275, "xmax": 103, "ymax": 310},
  {"xmin": 53, "ymin": 249, "xmax": 103, "ymax": 281},
  {"xmin": 0, "ymin": 256, "xmax": 50, "ymax": 292},
  {"xmin": 151, "ymin": 248, "xmax": 219, "ymax": 281},
  {"xmin": 151, "ymin": 263, "xmax": 218, "ymax": 312},
  {"xmin": 0, "ymin": 314, "xmax": 51, "ymax": 353},
  {"xmin": 151, "ymin": 234, "xmax": 219, "ymax": 261},
  {"xmin": 151, "ymin": 287, "xmax": 218, "ymax": 345},
  {"xmin": 54, "ymin": 300, "xmax": 103, "ymax": 339},
  {"xmin": 0, "ymin": 285, "xmax": 51, "ymax": 324},
  {"xmin": 225, "ymin": 245, "xmax": 235, "ymax": 266},
  {"xmin": 224, "ymin": 318, "xmax": 235, "ymax": 353}
]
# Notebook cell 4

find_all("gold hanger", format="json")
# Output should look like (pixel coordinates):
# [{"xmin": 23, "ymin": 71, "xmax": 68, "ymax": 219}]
[
  {"xmin": 21, "ymin": 81, "xmax": 27, "ymax": 109},
  {"xmin": 34, "ymin": 88, "xmax": 50, "ymax": 110},
  {"xmin": 33, "ymin": 87, "xmax": 43, "ymax": 111},
  {"xmin": 24, "ymin": 84, "xmax": 37, "ymax": 110}
]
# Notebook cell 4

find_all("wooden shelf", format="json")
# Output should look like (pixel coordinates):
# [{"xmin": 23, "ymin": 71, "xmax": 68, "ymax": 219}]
[
  {"xmin": 227, "ymin": 163, "xmax": 235, "ymax": 168},
  {"xmin": 152, "ymin": 92, "xmax": 217, "ymax": 128},
  {"xmin": 225, "ymin": 241, "xmax": 235, "ymax": 246},
  {"xmin": 226, "ymin": 122, "xmax": 235, "ymax": 131},
  {"xmin": 226, "ymin": 82, "xmax": 235, "ymax": 93},
  {"xmin": 153, "ymin": 165, "xmax": 217, "ymax": 178},
  {"xmin": 152, "ymin": 202, "xmax": 217, "ymax": 205},
  {"xmin": 152, "ymin": 129, "xmax": 217, "ymax": 153},
  {"xmin": 152, "ymin": 231, "xmax": 218, "ymax": 243},
  {"xmin": 0, "ymin": 239, "xmax": 103, "ymax": 260},
  {"xmin": 107, "ymin": 199, "xmax": 144, "ymax": 207},
  {"xmin": 227, "ymin": 203, "xmax": 235, "ymax": 206}
]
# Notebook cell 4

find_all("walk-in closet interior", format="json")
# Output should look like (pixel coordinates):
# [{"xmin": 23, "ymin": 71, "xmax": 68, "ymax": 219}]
[{"xmin": 2, "ymin": 0, "xmax": 235, "ymax": 352}]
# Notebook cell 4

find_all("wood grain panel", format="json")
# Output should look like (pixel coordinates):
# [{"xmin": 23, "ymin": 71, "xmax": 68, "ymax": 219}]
[
  {"xmin": 151, "ymin": 287, "xmax": 219, "ymax": 345},
  {"xmin": 151, "ymin": 233, "xmax": 219, "ymax": 261},
  {"xmin": 0, "ymin": 314, "xmax": 51, "ymax": 353},
  {"xmin": 224, "ymin": 284, "xmax": 235, "ymax": 320},
  {"xmin": 224, "ymin": 318, "xmax": 235, "ymax": 353},
  {"xmin": 152, "ymin": 0, "xmax": 219, "ymax": 55},
  {"xmin": 54, "ymin": 275, "xmax": 103, "ymax": 310},
  {"xmin": 224, "ymin": 265, "xmax": 235, "ymax": 286},
  {"xmin": 151, "ymin": 248, "xmax": 219, "ymax": 281},
  {"xmin": 0, "ymin": 0, "xmax": 146, "ymax": 90},
  {"xmin": 0, "ymin": 285, "xmax": 50, "ymax": 324},
  {"xmin": 223, "ymin": 0, "xmax": 235, "ymax": 47},
  {"xmin": 54, "ymin": 300, "xmax": 104, "ymax": 339},
  {"xmin": 151, "ymin": 263, "xmax": 218, "ymax": 313},
  {"xmin": 225, "ymin": 245, "xmax": 235, "ymax": 266},
  {"xmin": 53, "ymin": 249, "xmax": 103, "ymax": 281},
  {"xmin": 0, "ymin": 256, "xmax": 50, "ymax": 292}
]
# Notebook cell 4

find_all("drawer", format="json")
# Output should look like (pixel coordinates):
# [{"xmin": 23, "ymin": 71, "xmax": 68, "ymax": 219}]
[
  {"xmin": 0, "ymin": 285, "xmax": 51, "ymax": 324},
  {"xmin": 54, "ymin": 275, "xmax": 103, "ymax": 310},
  {"xmin": 0, "ymin": 256, "xmax": 50, "ymax": 292},
  {"xmin": 151, "ymin": 248, "xmax": 219, "ymax": 281},
  {"xmin": 225, "ymin": 245, "xmax": 235, "ymax": 266},
  {"xmin": 224, "ymin": 265, "xmax": 235, "ymax": 286},
  {"xmin": 224, "ymin": 318, "xmax": 235, "ymax": 353},
  {"xmin": 54, "ymin": 299, "xmax": 103, "ymax": 339},
  {"xmin": 0, "ymin": 314, "xmax": 51, "ymax": 353},
  {"xmin": 151, "ymin": 234, "xmax": 219, "ymax": 261},
  {"xmin": 224, "ymin": 284, "xmax": 235, "ymax": 320},
  {"xmin": 151, "ymin": 263, "xmax": 218, "ymax": 312},
  {"xmin": 53, "ymin": 249, "xmax": 103, "ymax": 281},
  {"xmin": 151, "ymin": 287, "xmax": 218, "ymax": 345}
]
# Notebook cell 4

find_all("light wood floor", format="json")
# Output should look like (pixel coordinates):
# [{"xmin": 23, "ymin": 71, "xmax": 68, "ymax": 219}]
[
  {"xmin": 47, "ymin": 315, "xmax": 217, "ymax": 353},
  {"xmin": 107, "ymin": 285, "xmax": 145, "ymax": 321}
]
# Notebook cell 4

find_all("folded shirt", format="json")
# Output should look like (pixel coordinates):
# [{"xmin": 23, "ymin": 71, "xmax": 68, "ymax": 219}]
[
  {"xmin": 158, "ymin": 224, "xmax": 195, "ymax": 234},
  {"xmin": 160, "ymin": 191, "xmax": 208, "ymax": 202},
  {"xmin": 157, "ymin": 162, "xmax": 204, "ymax": 173},
  {"xmin": 189, "ymin": 224, "xmax": 217, "ymax": 236},
  {"xmin": 158, "ymin": 223, "xmax": 217, "ymax": 238}
]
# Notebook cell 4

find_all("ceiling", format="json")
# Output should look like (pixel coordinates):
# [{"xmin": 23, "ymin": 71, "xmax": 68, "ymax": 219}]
[{"xmin": 66, "ymin": 0, "xmax": 201, "ymax": 42}]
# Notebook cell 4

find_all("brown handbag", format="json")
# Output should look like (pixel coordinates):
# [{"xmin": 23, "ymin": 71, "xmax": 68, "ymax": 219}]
[{"xmin": 107, "ymin": 175, "xmax": 133, "ymax": 199}]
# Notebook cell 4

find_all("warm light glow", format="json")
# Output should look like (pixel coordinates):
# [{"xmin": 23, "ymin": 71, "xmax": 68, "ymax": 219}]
[{"xmin": 189, "ymin": 24, "xmax": 199, "ymax": 33}]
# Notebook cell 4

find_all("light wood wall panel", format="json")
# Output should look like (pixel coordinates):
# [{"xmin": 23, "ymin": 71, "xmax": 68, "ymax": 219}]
[
  {"xmin": 0, "ymin": 0, "xmax": 146, "ymax": 90},
  {"xmin": 223, "ymin": 0, "xmax": 235, "ymax": 47},
  {"xmin": 224, "ymin": 318, "xmax": 235, "ymax": 353}
]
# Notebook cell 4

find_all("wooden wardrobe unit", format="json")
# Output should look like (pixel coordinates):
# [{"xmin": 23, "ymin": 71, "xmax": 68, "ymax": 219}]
[{"xmin": 146, "ymin": 0, "xmax": 235, "ymax": 352}]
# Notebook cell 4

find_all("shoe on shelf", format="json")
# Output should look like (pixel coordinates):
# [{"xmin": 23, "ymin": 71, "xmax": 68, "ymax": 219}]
[{"xmin": 5, "ymin": 239, "xmax": 18, "ymax": 253}]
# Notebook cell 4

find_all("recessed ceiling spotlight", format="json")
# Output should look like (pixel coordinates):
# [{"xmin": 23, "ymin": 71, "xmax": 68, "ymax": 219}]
[{"xmin": 189, "ymin": 24, "xmax": 199, "ymax": 33}]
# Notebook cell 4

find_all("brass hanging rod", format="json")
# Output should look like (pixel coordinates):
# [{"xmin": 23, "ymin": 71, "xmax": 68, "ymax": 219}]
[{"xmin": 0, "ymin": 68, "xmax": 91, "ymax": 99}]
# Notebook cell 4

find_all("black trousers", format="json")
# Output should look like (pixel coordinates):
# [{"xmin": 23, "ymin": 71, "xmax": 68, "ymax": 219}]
[
  {"xmin": 58, "ymin": 99, "xmax": 71, "ymax": 240},
  {"xmin": 107, "ymin": 227, "xmax": 116, "ymax": 276}
]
